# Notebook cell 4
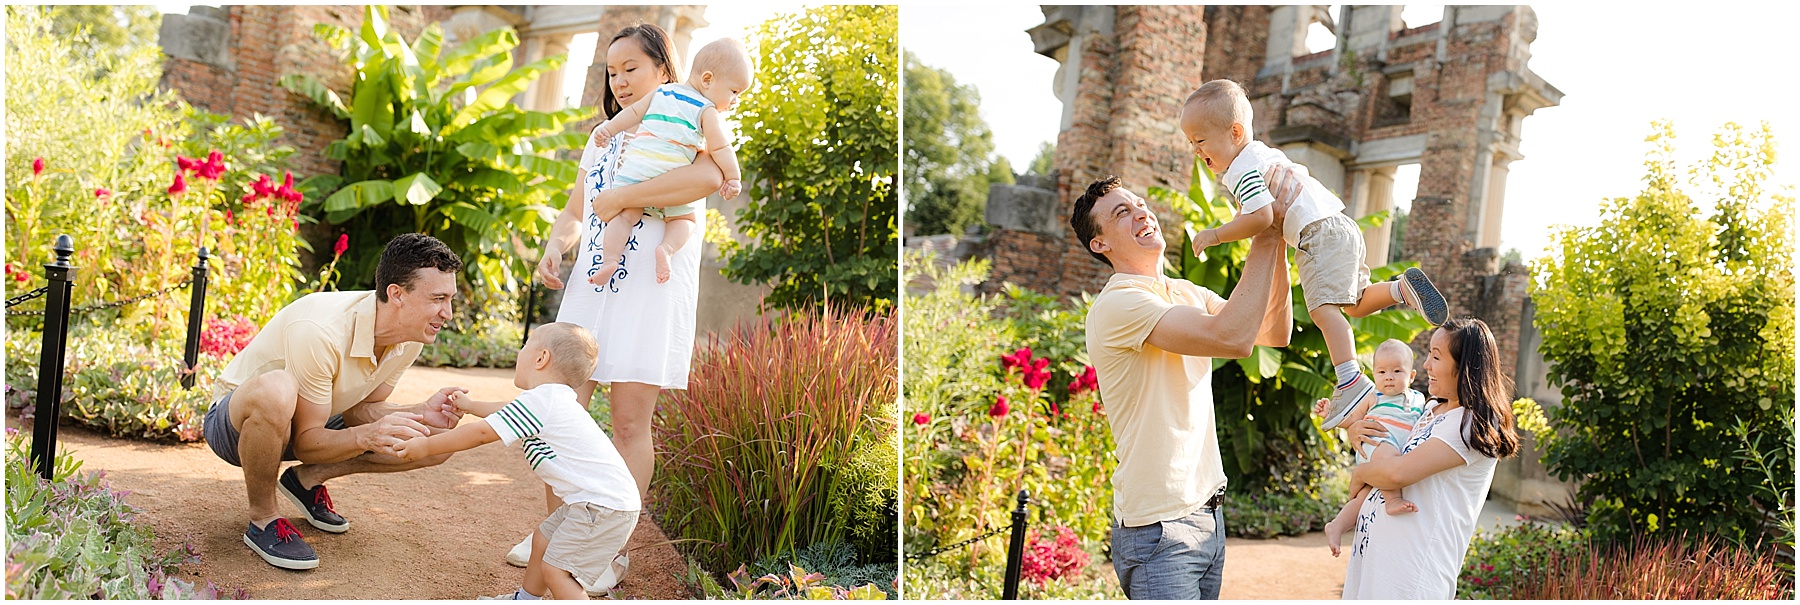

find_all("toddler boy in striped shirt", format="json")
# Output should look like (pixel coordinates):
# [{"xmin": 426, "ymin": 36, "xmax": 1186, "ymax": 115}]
[
  {"xmin": 1179, "ymin": 79, "xmax": 1449, "ymax": 430},
  {"xmin": 395, "ymin": 323, "xmax": 639, "ymax": 599}
]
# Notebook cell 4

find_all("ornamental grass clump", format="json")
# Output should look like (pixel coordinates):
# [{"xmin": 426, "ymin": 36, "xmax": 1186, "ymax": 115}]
[
  {"xmin": 1512, "ymin": 532, "xmax": 1789, "ymax": 600},
  {"xmin": 654, "ymin": 306, "xmax": 898, "ymax": 575}
]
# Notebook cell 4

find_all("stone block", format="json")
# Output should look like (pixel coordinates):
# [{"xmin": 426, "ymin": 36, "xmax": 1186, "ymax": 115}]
[
  {"xmin": 985, "ymin": 182, "xmax": 1062, "ymax": 236},
  {"xmin": 159, "ymin": 9, "xmax": 233, "ymax": 68}
]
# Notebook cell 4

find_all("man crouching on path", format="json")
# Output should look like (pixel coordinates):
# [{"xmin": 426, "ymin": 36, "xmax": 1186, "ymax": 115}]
[
  {"xmin": 203, "ymin": 233, "xmax": 470, "ymax": 570},
  {"xmin": 1072, "ymin": 168, "xmax": 1300, "ymax": 599}
]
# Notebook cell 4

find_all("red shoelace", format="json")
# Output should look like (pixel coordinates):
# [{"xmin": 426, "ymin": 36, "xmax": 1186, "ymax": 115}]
[
  {"xmin": 272, "ymin": 518, "xmax": 304, "ymax": 542},
  {"xmin": 312, "ymin": 485, "xmax": 337, "ymax": 513}
]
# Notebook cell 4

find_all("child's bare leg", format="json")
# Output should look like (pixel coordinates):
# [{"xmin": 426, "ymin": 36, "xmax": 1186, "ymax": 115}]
[
  {"xmin": 1325, "ymin": 484, "xmax": 1372, "ymax": 557},
  {"xmin": 587, "ymin": 207, "xmax": 644, "ymax": 287},
  {"xmin": 1309, "ymin": 305, "xmax": 1357, "ymax": 367},
  {"xmin": 1312, "ymin": 304, "xmax": 1373, "ymax": 427},
  {"xmin": 655, "ymin": 215, "xmax": 696, "ymax": 284},
  {"xmin": 1370, "ymin": 443, "xmax": 1417, "ymax": 515},
  {"xmin": 542, "ymin": 565, "xmax": 588, "ymax": 600},
  {"xmin": 1344, "ymin": 281, "xmax": 1401, "ymax": 318},
  {"xmin": 522, "ymin": 528, "xmax": 553, "ymax": 598}
]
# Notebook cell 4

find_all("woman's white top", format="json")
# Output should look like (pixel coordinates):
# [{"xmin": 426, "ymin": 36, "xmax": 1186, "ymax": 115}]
[{"xmin": 1341, "ymin": 406, "xmax": 1497, "ymax": 599}]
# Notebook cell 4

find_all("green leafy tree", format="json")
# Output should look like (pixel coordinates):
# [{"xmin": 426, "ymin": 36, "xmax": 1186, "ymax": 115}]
[
  {"xmin": 1150, "ymin": 158, "xmax": 1431, "ymax": 490},
  {"xmin": 42, "ymin": 5, "xmax": 163, "ymax": 59},
  {"xmin": 1026, "ymin": 141, "xmax": 1056, "ymax": 176},
  {"xmin": 725, "ymin": 5, "xmax": 898, "ymax": 312},
  {"xmin": 1530, "ymin": 121, "xmax": 1794, "ymax": 545},
  {"xmin": 280, "ymin": 6, "xmax": 593, "ymax": 292},
  {"xmin": 903, "ymin": 52, "xmax": 997, "ymax": 237}
]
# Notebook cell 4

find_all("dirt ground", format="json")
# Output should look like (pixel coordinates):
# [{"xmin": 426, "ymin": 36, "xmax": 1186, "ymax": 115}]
[
  {"xmin": 44, "ymin": 365, "xmax": 1351, "ymax": 600},
  {"xmin": 47, "ymin": 367, "xmax": 689, "ymax": 600}
]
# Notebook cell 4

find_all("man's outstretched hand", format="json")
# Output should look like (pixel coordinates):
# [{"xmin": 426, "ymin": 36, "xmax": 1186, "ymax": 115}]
[{"xmin": 419, "ymin": 386, "xmax": 468, "ymax": 432}]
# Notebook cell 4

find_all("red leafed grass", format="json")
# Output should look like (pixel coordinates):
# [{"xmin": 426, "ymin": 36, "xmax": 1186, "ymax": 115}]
[
  {"xmin": 1512, "ymin": 532, "xmax": 1790, "ymax": 600},
  {"xmin": 652, "ymin": 306, "xmax": 898, "ymax": 572}
]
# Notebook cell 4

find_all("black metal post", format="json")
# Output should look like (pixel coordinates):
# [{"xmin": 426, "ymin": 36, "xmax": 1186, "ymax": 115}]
[
  {"xmin": 30, "ymin": 235, "xmax": 77, "ymax": 481},
  {"xmin": 1002, "ymin": 489, "xmax": 1030, "ymax": 599},
  {"xmin": 521, "ymin": 277, "xmax": 537, "ymax": 349},
  {"xmin": 181, "ymin": 247, "xmax": 210, "ymax": 389}
]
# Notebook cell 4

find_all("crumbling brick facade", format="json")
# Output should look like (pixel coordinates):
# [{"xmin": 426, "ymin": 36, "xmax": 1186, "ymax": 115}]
[{"xmin": 989, "ymin": 4, "xmax": 1560, "ymax": 380}]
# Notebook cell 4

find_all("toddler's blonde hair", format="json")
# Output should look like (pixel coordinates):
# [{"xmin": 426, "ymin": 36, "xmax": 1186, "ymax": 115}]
[
  {"xmin": 1183, "ymin": 79, "xmax": 1255, "ymax": 136},
  {"xmin": 1374, "ymin": 338, "xmax": 1416, "ymax": 367},
  {"xmin": 533, "ymin": 322, "xmax": 600, "ymax": 387}
]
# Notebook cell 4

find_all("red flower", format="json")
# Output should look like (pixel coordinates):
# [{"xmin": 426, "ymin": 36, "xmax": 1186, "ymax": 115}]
[
  {"xmin": 176, "ymin": 155, "xmax": 198, "ymax": 173},
  {"xmin": 168, "ymin": 173, "xmax": 187, "ymax": 196},
  {"xmin": 13, "ymin": 272, "xmax": 27, "ymax": 284},
  {"xmin": 333, "ymin": 234, "xmax": 349, "ymax": 257},
  {"xmin": 988, "ymin": 395, "xmax": 1010, "ymax": 418},
  {"xmin": 195, "ymin": 150, "xmax": 225, "ymax": 180},
  {"xmin": 274, "ymin": 172, "xmax": 302, "ymax": 204},
  {"xmin": 1000, "ymin": 347, "xmax": 1033, "ymax": 371},
  {"xmin": 225, "ymin": 210, "xmax": 235, "ymax": 225},
  {"xmin": 912, "ymin": 413, "xmax": 930, "ymax": 426},
  {"xmin": 31, "ymin": 157, "xmax": 43, "ymax": 176},
  {"xmin": 251, "ymin": 174, "xmax": 275, "ymax": 197},
  {"xmin": 1092, "ymin": 400, "xmax": 1103, "ymax": 413},
  {"xmin": 94, "ymin": 187, "xmax": 111, "ymax": 198},
  {"xmin": 4, "ymin": 264, "xmax": 13, "ymax": 275}
]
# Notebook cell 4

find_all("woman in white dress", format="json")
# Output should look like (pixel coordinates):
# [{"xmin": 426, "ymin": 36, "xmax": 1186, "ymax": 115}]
[
  {"xmin": 517, "ymin": 24, "xmax": 726, "ymax": 584},
  {"xmin": 1338, "ymin": 318, "xmax": 1521, "ymax": 599}
]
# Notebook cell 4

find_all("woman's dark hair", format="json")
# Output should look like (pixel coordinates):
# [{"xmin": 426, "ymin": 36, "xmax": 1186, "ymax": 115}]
[
  {"xmin": 601, "ymin": 24, "xmax": 680, "ymax": 119},
  {"xmin": 1441, "ymin": 318, "xmax": 1519, "ymax": 459},
  {"xmin": 375, "ymin": 233, "xmax": 462, "ymax": 302}
]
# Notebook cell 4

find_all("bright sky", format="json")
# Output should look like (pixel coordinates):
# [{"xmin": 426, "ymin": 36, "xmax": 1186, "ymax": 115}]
[{"xmin": 902, "ymin": 4, "xmax": 1798, "ymax": 261}]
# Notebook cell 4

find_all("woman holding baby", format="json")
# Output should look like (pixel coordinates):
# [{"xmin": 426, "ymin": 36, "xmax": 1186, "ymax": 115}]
[
  {"xmin": 518, "ymin": 23, "xmax": 728, "ymax": 586},
  {"xmin": 1336, "ymin": 318, "xmax": 1521, "ymax": 599}
]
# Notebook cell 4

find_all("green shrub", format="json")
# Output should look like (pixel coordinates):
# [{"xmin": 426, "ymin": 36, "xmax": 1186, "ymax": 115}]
[
  {"xmin": 747, "ymin": 541, "xmax": 896, "ymax": 599},
  {"xmin": 1221, "ymin": 465, "xmax": 1349, "ymax": 539},
  {"xmin": 903, "ymin": 553, "xmax": 1119, "ymax": 600},
  {"xmin": 8, "ymin": 325, "xmax": 222, "ymax": 443},
  {"xmin": 1457, "ymin": 520, "xmax": 1590, "ymax": 599},
  {"xmin": 723, "ymin": 5, "xmax": 899, "ymax": 312},
  {"xmin": 1530, "ymin": 121, "xmax": 1794, "ymax": 545},
  {"xmin": 416, "ymin": 312, "xmax": 522, "ymax": 368},
  {"xmin": 652, "ymin": 306, "xmax": 898, "ymax": 574},
  {"xmin": 4, "ymin": 429, "xmax": 246, "ymax": 599}
]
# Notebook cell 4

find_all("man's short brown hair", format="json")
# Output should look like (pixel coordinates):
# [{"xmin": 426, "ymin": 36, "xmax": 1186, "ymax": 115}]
[{"xmin": 1069, "ymin": 175, "xmax": 1123, "ymax": 268}]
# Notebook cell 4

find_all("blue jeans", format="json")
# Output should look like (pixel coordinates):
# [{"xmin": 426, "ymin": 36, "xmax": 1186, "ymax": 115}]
[{"xmin": 1111, "ymin": 504, "xmax": 1226, "ymax": 600}]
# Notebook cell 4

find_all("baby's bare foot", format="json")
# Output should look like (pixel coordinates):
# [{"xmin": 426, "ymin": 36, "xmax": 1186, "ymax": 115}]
[
  {"xmin": 1325, "ymin": 517, "xmax": 1349, "ymax": 558},
  {"xmin": 655, "ymin": 245, "xmax": 673, "ymax": 284},
  {"xmin": 1385, "ymin": 496, "xmax": 1418, "ymax": 516},
  {"xmin": 588, "ymin": 260, "xmax": 620, "ymax": 288}
]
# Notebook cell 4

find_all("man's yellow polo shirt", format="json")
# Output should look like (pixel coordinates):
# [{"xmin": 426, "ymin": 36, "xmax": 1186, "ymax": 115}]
[{"xmin": 213, "ymin": 290, "xmax": 422, "ymax": 415}]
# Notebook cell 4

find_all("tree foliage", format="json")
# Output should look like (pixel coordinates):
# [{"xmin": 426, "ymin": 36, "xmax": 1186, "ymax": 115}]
[
  {"xmin": 1530, "ymin": 121, "xmax": 1794, "ymax": 545},
  {"xmin": 1150, "ymin": 158, "xmax": 1431, "ymax": 491},
  {"xmin": 1027, "ymin": 141, "xmax": 1056, "ymax": 176},
  {"xmin": 724, "ymin": 5, "xmax": 898, "ymax": 312},
  {"xmin": 903, "ymin": 52, "xmax": 1001, "ymax": 237},
  {"xmin": 41, "ymin": 5, "xmax": 163, "ymax": 59},
  {"xmin": 280, "ymin": 6, "xmax": 593, "ymax": 293}
]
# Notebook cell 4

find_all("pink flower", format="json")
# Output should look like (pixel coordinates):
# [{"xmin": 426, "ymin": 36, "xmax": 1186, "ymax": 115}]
[
  {"xmin": 168, "ymin": 173, "xmax": 187, "ymax": 196},
  {"xmin": 988, "ymin": 395, "xmax": 1010, "ymax": 418},
  {"xmin": 1023, "ymin": 368, "xmax": 1050, "ymax": 390},
  {"xmin": 94, "ymin": 187, "xmax": 111, "ymax": 198},
  {"xmin": 13, "ymin": 271, "xmax": 27, "ymax": 283},
  {"xmin": 1020, "ymin": 526, "xmax": 1090, "ymax": 586},
  {"xmin": 333, "ymin": 234, "xmax": 349, "ymax": 257},
  {"xmin": 225, "ymin": 210, "xmax": 235, "ymax": 225},
  {"xmin": 1001, "ymin": 347, "xmax": 1033, "ymax": 371},
  {"xmin": 1092, "ymin": 400, "xmax": 1103, "ymax": 413},
  {"xmin": 912, "ymin": 413, "xmax": 930, "ymax": 426},
  {"xmin": 251, "ymin": 174, "xmax": 275, "ymax": 197},
  {"xmin": 275, "ymin": 170, "xmax": 302, "ymax": 204},
  {"xmin": 31, "ymin": 157, "xmax": 44, "ymax": 176},
  {"xmin": 176, "ymin": 155, "xmax": 198, "ymax": 173}
]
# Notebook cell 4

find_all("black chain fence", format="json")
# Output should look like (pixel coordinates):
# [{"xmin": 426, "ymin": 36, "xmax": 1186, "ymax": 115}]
[{"xmin": 6, "ymin": 276, "xmax": 194, "ymax": 316}]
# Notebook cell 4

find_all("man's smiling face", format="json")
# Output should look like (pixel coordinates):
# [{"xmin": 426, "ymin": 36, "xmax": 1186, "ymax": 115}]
[{"xmin": 1090, "ymin": 186, "xmax": 1164, "ymax": 262}]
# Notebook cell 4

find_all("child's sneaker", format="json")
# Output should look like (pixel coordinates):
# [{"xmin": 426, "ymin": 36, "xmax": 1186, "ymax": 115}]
[
  {"xmin": 1397, "ymin": 267, "xmax": 1448, "ymax": 326},
  {"xmin": 504, "ymin": 534, "xmax": 531, "ymax": 568},
  {"xmin": 242, "ymin": 518, "xmax": 319, "ymax": 570},
  {"xmin": 1321, "ymin": 374, "xmax": 1374, "ymax": 430}
]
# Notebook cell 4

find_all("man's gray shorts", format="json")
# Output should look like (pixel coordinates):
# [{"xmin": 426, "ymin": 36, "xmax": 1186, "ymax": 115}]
[
  {"xmin": 203, "ymin": 389, "xmax": 346, "ymax": 467},
  {"xmin": 1111, "ymin": 491, "xmax": 1227, "ymax": 600}
]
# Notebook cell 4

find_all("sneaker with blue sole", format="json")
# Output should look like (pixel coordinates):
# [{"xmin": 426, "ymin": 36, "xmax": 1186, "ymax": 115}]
[
  {"xmin": 279, "ymin": 467, "xmax": 348, "ymax": 533},
  {"xmin": 1398, "ymin": 267, "xmax": 1448, "ymax": 326},
  {"xmin": 243, "ymin": 518, "xmax": 319, "ymax": 570},
  {"xmin": 1321, "ymin": 375, "xmax": 1375, "ymax": 430}
]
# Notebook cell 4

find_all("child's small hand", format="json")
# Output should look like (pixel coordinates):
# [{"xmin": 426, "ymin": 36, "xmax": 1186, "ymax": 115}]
[
  {"xmin": 590, "ymin": 125, "xmax": 615, "ymax": 148},
  {"xmin": 719, "ymin": 178, "xmax": 742, "ymax": 200},
  {"xmin": 393, "ymin": 436, "xmax": 429, "ymax": 461},
  {"xmin": 1190, "ymin": 229, "xmax": 1219, "ymax": 255},
  {"xmin": 1312, "ymin": 397, "xmax": 1329, "ymax": 418}
]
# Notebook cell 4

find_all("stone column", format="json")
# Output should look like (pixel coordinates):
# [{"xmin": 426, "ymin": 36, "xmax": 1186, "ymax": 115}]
[
  {"xmin": 1479, "ymin": 156, "xmax": 1512, "ymax": 249},
  {"xmin": 1362, "ymin": 167, "xmax": 1397, "ymax": 267},
  {"xmin": 521, "ymin": 33, "xmax": 572, "ymax": 111}
]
